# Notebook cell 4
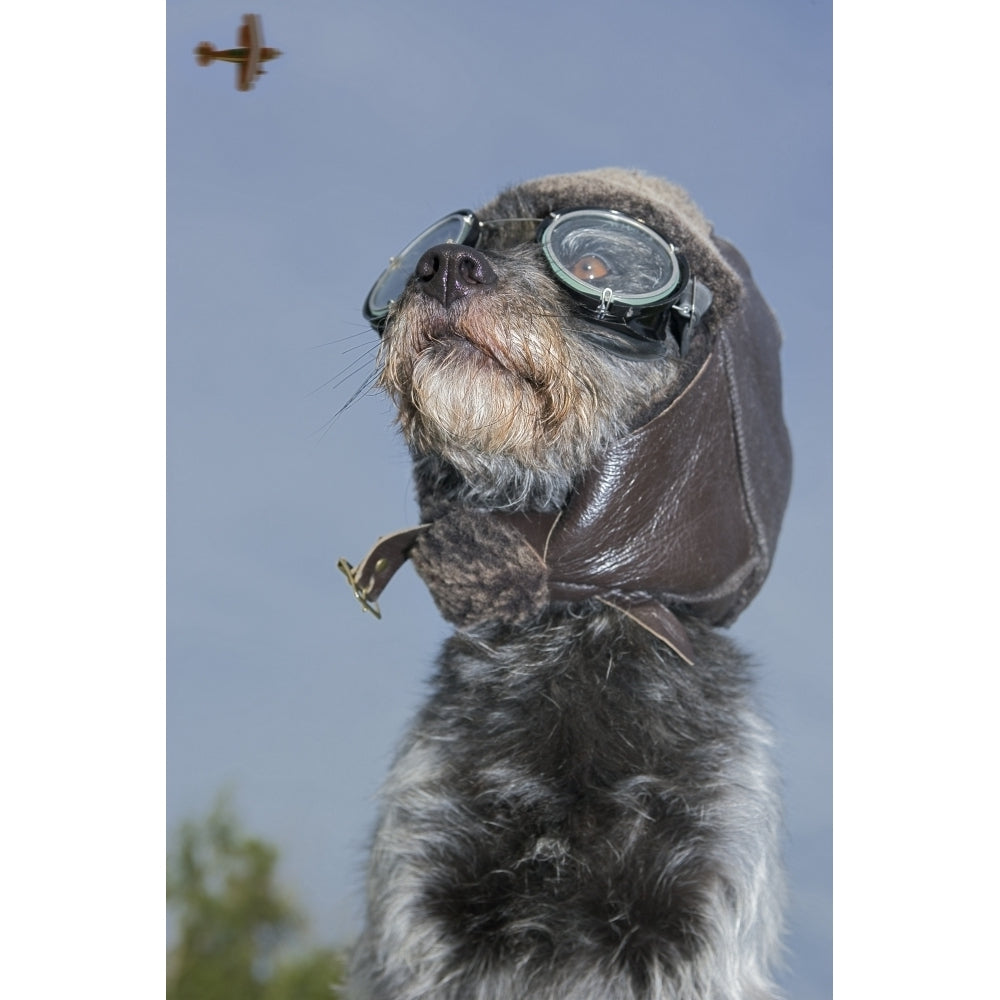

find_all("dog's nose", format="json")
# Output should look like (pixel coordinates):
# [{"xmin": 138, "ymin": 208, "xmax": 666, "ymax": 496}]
[{"xmin": 414, "ymin": 244, "xmax": 498, "ymax": 307}]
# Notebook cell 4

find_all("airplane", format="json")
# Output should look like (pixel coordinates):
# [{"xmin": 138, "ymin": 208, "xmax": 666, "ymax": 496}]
[{"xmin": 194, "ymin": 14, "xmax": 281, "ymax": 92}]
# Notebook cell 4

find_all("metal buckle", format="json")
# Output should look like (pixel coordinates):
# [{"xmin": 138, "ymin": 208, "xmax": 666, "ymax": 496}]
[{"xmin": 337, "ymin": 558, "xmax": 382, "ymax": 619}]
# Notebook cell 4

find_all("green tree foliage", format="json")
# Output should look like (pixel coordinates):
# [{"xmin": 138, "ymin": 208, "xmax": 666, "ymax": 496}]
[{"xmin": 167, "ymin": 796, "xmax": 347, "ymax": 1000}]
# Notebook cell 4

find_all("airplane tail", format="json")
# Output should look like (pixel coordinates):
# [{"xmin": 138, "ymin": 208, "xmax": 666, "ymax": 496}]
[{"xmin": 194, "ymin": 42, "xmax": 216, "ymax": 66}]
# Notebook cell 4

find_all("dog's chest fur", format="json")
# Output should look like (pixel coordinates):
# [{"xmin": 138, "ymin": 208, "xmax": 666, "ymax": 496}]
[{"xmin": 358, "ymin": 613, "xmax": 780, "ymax": 994}]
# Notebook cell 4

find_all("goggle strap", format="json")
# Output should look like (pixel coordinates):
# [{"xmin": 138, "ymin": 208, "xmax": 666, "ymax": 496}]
[{"xmin": 670, "ymin": 278, "xmax": 713, "ymax": 356}]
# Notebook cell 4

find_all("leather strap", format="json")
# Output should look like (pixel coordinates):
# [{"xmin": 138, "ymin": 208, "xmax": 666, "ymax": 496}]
[
  {"xmin": 337, "ymin": 525, "xmax": 428, "ymax": 618},
  {"xmin": 338, "ymin": 521, "xmax": 696, "ymax": 664},
  {"xmin": 598, "ymin": 598, "xmax": 695, "ymax": 665}
]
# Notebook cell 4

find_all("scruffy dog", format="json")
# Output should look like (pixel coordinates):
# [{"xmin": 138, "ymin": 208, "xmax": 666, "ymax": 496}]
[{"xmin": 340, "ymin": 168, "xmax": 792, "ymax": 999}]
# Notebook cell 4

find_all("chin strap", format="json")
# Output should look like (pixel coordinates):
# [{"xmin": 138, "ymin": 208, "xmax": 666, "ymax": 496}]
[
  {"xmin": 337, "ymin": 526, "xmax": 428, "ymax": 621},
  {"xmin": 337, "ymin": 519, "xmax": 697, "ymax": 664}
]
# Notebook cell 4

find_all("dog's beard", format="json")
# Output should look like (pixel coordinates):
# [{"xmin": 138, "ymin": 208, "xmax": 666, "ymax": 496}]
[
  {"xmin": 379, "ymin": 285, "xmax": 681, "ymax": 509},
  {"xmin": 380, "ymin": 301, "xmax": 600, "ymax": 501}
]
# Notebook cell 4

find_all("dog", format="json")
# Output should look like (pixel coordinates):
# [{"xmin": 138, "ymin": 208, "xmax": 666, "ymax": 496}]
[{"xmin": 340, "ymin": 168, "xmax": 792, "ymax": 999}]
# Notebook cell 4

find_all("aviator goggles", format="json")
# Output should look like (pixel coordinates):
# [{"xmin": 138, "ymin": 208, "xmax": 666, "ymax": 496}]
[{"xmin": 363, "ymin": 209, "xmax": 713, "ymax": 358}]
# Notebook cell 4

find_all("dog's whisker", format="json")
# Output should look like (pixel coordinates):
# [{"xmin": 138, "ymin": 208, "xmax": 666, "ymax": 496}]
[
  {"xmin": 305, "ymin": 329, "xmax": 374, "ymax": 350},
  {"xmin": 305, "ymin": 347, "xmax": 380, "ymax": 399},
  {"xmin": 338, "ymin": 339, "xmax": 381, "ymax": 358},
  {"xmin": 311, "ymin": 369, "xmax": 381, "ymax": 440}
]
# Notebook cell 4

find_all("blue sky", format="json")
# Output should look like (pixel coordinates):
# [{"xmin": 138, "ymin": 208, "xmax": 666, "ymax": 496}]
[{"xmin": 165, "ymin": 0, "xmax": 830, "ymax": 994}]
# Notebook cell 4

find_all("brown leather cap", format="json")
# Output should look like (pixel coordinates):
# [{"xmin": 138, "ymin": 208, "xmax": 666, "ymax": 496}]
[{"xmin": 491, "ymin": 236, "xmax": 791, "ymax": 660}]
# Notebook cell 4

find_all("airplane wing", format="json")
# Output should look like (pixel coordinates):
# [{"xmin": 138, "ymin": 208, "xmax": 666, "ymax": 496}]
[
  {"xmin": 244, "ymin": 14, "xmax": 261, "ymax": 85},
  {"xmin": 236, "ymin": 14, "xmax": 261, "ymax": 91}
]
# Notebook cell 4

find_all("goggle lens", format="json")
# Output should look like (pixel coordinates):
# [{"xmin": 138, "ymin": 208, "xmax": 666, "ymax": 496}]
[
  {"xmin": 364, "ymin": 211, "xmax": 477, "ymax": 321},
  {"xmin": 539, "ymin": 210, "xmax": 684, "ymax": 309}
]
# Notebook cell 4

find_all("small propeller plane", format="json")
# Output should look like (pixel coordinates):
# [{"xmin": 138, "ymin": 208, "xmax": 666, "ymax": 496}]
[{"xmin": 194, "ymin": 14, "xmax": 281, "ymax": 92}]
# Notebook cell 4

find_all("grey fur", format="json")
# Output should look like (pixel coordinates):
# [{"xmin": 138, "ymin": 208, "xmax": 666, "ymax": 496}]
[
  {"xmin": 348, "ymin": 169, "xmax": 785, "ymax": 999},
  {"xmin": 409, "ymin": 508, "xmax": 549, "ymax": 628}
]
